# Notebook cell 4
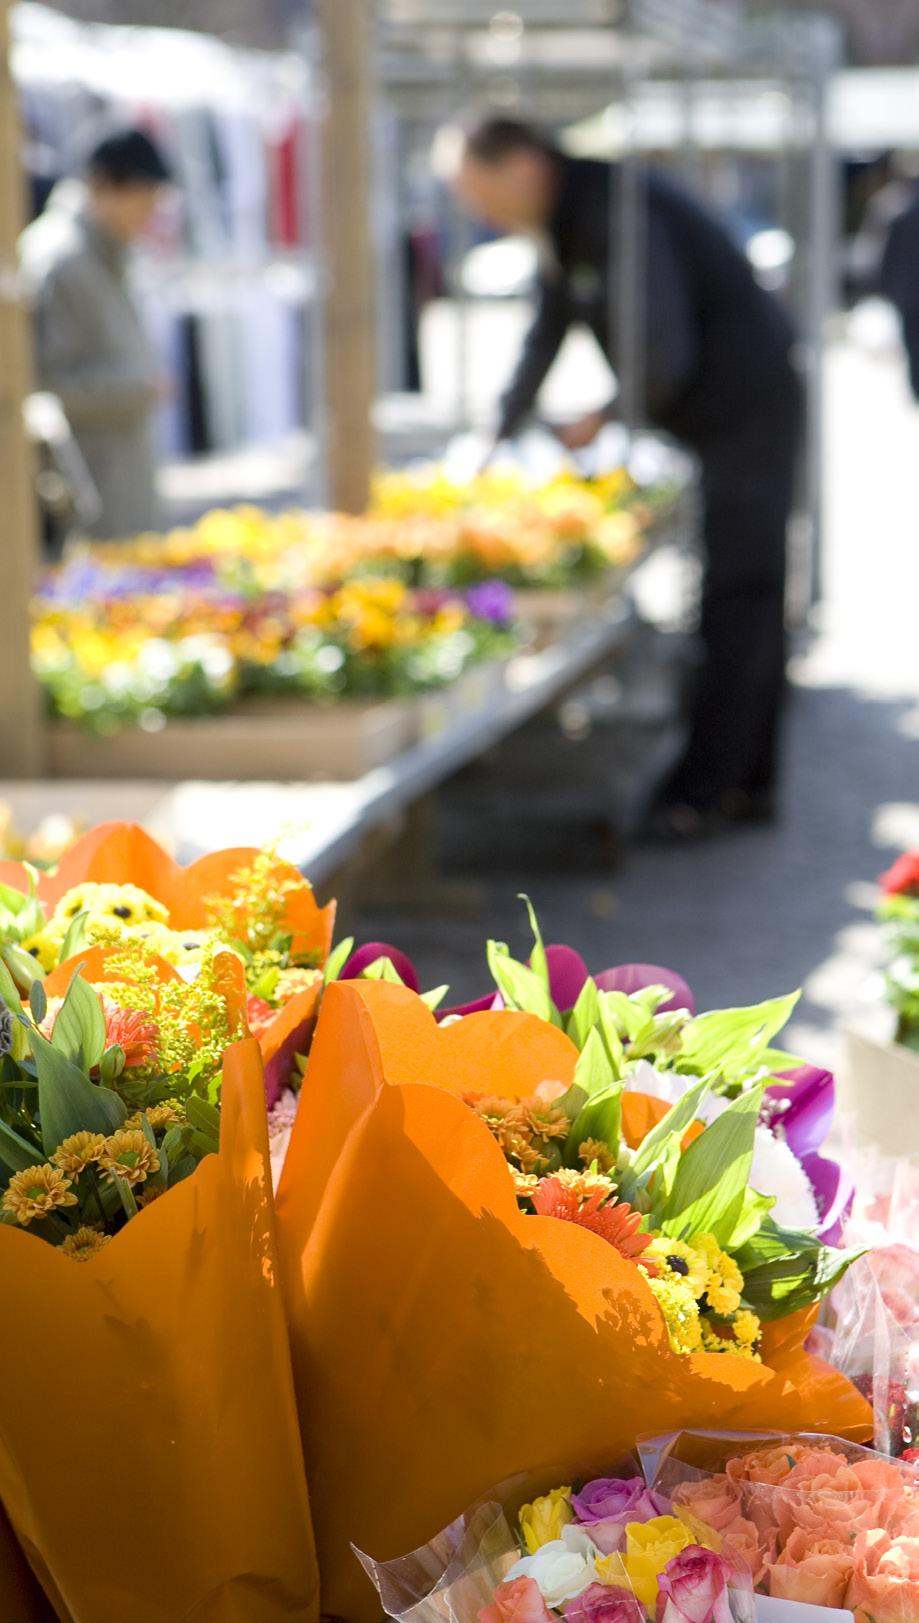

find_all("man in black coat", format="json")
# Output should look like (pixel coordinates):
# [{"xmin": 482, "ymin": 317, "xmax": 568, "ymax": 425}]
[
  {"xmin": 880, "ymin": 192, "xmax": 919, "ymax": 401},
  {"xmin": 447, "ymin": 117, "xmax": 804, "ymax": 837}
]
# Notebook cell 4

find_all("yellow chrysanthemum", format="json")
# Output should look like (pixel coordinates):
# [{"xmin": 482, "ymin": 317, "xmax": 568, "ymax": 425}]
[
  {"xmin": 128, "ymin": 920, "xmax": 209, "ymax": 967},
  {"xmin": 640, "ymin": 1266, "xmax": 703, "ymax": 1355},
  {"xmin": 700, "ymin": 1318, "xmax": 762, "ymax": 1362},
  {"xmin": 577, "ymin": 1137, "xmax": 616, "ymax": 1174},
  {"xmin": 510, "ymin": 1168, "xmax": 540, "ymax": 1199},
  {"xmin": 52, "ymin": 1131, "xmax": 107, "ymax": 1175},
  {"xmin": 732, "ymin": 1309, "xmax": 762, "ymax": 1349},
  {"xmin": 646, "ymin": 1236, "xmax": 710, "ymax": 1298},
  {"xmin": 52, "ymin": 882, "xmax": 168, "ymax": 930},
  {"xmin": 144, "ymin": 1103, "xmax": 183, "ymax": 1132},
  {"xmin": 694, "ymin": 1233, "xmax": 744, "ymax": 1316},
  {"xmin": 2, "ymin": 1164, "xmax": 78, "ymax": 1224},
  {"xmin": 98, "ymin": 1129, "xmax": 159, "ymax": 1188},
  {"xmin": 60, "ymin": 1225, "xmax": 111, "ymax": 1262}
]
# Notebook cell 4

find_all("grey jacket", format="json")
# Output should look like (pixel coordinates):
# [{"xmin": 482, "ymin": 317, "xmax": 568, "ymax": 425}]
[{"xmin": 20, "ymin": 182, "xmax": 160, "ymax": 539}]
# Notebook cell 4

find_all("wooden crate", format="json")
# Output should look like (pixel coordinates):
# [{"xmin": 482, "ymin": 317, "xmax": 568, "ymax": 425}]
[
  {"xmin": 48, "ymin": 696, "xmax": 416, "ymax": 782},
  {"xmin": 843, "ymin": 1025, "xmax": 919, "ymax": 1158}
]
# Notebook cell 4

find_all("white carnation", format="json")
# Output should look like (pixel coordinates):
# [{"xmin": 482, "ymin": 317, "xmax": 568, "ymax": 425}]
[{"xmin": 750, "ymin": 1125, "xmax": 819, "ymax": 1230}]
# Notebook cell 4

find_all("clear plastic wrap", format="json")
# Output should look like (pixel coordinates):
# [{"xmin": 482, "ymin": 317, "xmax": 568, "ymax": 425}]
[
  {"xmin": 640, "ymin": 1429, "xmax": 919, "ymax": 1621},
  {"xmin": 356, "ymin": 1466, "xmax": 756, "ymax": 1623}
]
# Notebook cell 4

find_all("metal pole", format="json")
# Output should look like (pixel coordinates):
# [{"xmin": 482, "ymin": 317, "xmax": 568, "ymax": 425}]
[{"xmin": 0, "ymin": 0, "xmax": 44, "ymax": 775}]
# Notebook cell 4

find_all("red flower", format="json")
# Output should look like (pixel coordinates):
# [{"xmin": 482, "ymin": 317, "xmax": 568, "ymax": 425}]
[
  {"xmin": 880, "ymin": 852, "xmax": 919, "ymax": 897},
  {"xmin": 532, "ymin": 1176, "xmax": 657, "ymax": 1271},
  {"xmin": 246, "ymin": 994, "xmax": 275, "ymax": 1039}
]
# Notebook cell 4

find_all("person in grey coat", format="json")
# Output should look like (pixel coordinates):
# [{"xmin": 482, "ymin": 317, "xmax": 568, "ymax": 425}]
[{"xmin": 20, "ymin": 127, "xmax": 172, "ymax": 540}]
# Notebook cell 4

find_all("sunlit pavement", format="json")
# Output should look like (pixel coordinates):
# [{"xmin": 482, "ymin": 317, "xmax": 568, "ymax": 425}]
[{"xmin": 352, "ymin": 336, "xmax": 919, "ymax": 1068}]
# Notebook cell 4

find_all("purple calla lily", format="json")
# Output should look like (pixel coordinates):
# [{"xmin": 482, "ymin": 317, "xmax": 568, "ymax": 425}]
[
  {"xmin": 438, "ymin": 991, "xmax": 504, "ymax": 1020},
  {"xmin": 593, "ymin": 962, "xmax": 695, "ymax": 1016},
  {"xmin": 544, "ymin": 945, "xmax": 591, "ymax": 1010},
  {"xmin": 801, "ymin": 1151, "xmax": 855, "ymax": 1246},
  {"xmin": 766, "ymin": 1065, "xmax": 836, "ymax": 1159},
  {"xmin": 340, "ymin": 942, "xmax": 422, "ymax": 994}
]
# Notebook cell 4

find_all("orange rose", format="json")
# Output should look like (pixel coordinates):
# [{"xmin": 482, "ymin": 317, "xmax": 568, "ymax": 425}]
[
  {"xmin": 774, "ymin": 1457, "xmax": 907, "ymax": 1544},
  {"xmin": 720, "ymin": 1514, "xmax": 773, "ymax": 1587},
  {"xmin": 673, "ymin": 1476, "xmax": 741, "ymax": 1534},
  {"xmin": 479, "ymin": 1577, "xmax": 554, "ymax": 1623},
  {"xmin": 726, "ymin": 1443, "xmax": 827, "ymax": 1489},
  {"xmin": 767, "ymin": 1529, "xmax": 856, "ymax": 1609},
  {"xmin": 847, "ymin": 1539, "xmax": 919, "ymax": 1623}
]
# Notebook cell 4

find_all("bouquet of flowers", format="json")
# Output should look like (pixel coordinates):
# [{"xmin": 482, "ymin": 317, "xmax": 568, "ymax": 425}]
[
  {"xmin": 644, "ymin": 1430, "xmax": 919, "ymax": 1620},
  {"xmin": 0, "ymin": 822, "xmax": 336, "ymax": 1106},
  {"xmin": 273, "ymin": 967, "xmax": 870, "ymax": 1621},
  {"xmin": 358, "ymin": 1468, "xmax": 755, "ymax": 1623},
  {"xmin": 876, "ymin": 854, "xmax": 919, "ymax": 1050}
]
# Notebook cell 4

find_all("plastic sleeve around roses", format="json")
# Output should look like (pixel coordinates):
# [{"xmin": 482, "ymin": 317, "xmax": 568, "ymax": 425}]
[
  {"xmin": 354, "ymin": 1497, "xmax": 519, "ymax": 1623},
  {"xmin": 0, "ymin": 1039, "xmax": 319, "ymax": 1623},
  {"xmin": 274, "ymin": 981, "xmax": 872, "ymax": 1623},
  {"xmin": 828, "ymin": 1253, "xmax": 913, "ymax": 1455}
]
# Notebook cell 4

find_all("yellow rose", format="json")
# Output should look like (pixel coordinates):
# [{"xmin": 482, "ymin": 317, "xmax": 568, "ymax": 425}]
[
  {"xmin": 622, "ymin": 1516, "xmax": 693, "ymax": 1609},
  {"xmin": 519, "ymin": 1487, "xmax": 574, "ymax": 1554}
]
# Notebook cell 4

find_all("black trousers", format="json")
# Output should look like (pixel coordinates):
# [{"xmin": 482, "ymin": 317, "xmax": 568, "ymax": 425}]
[{"xmin": 661, "ymin": 381, "xmax": 804, "ymax": 812}]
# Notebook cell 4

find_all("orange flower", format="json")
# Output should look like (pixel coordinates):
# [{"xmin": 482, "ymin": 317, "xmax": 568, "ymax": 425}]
[
  {"xmin": 100, "ymin": 997, "xmax": 160, "ymax": 1070},
  {"xmin": 531, "ymin": 1176, "xmax": 657, "ymax": 1271}
]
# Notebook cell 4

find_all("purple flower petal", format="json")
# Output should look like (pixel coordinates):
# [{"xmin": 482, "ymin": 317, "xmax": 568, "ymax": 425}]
[
  {"xmin": 543, "ymin": 944, "xmax": 590, "ymax": 1011},
  {"xmin": 437, "ymin": 991, "xmax": 504, "ymax": 1021},
  {"xmin": 801, "ymin": 1150, "xmax": 855, "ymax": 1246},
  {"xmin": 594, "ymin": 963, "xmax": 695, "ymax": 1016},
  {"xmin": 767, "ymin": 1065, "xmax": 835, "ymax": 1158},
  {"xmin": 340, "ymin": 942, "xmax": 421, "ymax": 994}
]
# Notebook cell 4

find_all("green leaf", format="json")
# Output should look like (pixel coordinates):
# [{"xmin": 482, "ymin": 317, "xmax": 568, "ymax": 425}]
[
  {"xmin": 574, "ymin": 1028, "xmax": 616, "ymax": 1099},
  {"xmin": 566, "ymin": 1082, "xmax": 623, "ymax": 1163},
  {"xmin": 736, "ymin": 1221, "xmax": 867, "ymax": 1320},
  {"xmin": 0, "ymin": 872, "xmax": 45, "ymax": 943},
  {"xmin": 597, "ymin": 997, "xmax": 626, "ymax": 1076},
  {"xmin": 29, "ymin": 1026, "xmax": 126, "ymax": 1153},
  {"xmin": 630, "ymin": 1076, "xmax": 712, "ymax": 1177},
  {"xmin": 58, "ymin": 910, "xmax": 90, "ymax": 964},
  {"xmin": 519, "ymin": 894, "xmax": 549, "ymax": 994},
  {"xmin": 677, "ymin": 994, "xmax": 800, "ymax": 1082},
  {"xmin": 361, "ymin": 957, "xmax": 405, "ymax": 985},
  {"xmin": 566, "ymin": 976, "xmax": 601, "ymax": 1050},
  {"xmin": 323, "ymin": 936, "xmax": 355, "ymax": 986},
  {"xmin": 251, "ymin": 965, "xmax": 281, "ymax": 1002},
  {"xmin": 727, "ymin": 1185, "xmax": 775, "ymax": 1250},
  {"xmin": 0, "ymin": 957, "xmax": 22, "ymax": 1016},
  {"xmin": 0, "ymin": 1118, "xmax": 44, "ymax": 1175},
  {"xmin": 601, "ymin": 990, "xmax": 656, "ymax": 1042},
  {"xmin": 2, "ymin": 943, "xmax": 45, "ymax": 993},
  {"xmin": 49, "ymin": 969, "xmax": 107, "ymax": 1072},
  {"xmin": 486, "ymin": 940, "xmax": 559, "ymax": 1026},
  {"xmin": 110, "ymin": 1171, "xmax": 138, "ymax": 1220},
  {"xmin": 661, "ymin": 1087, "xmax": 762, "ymax": 1246},
  {"xmin": 419, "ymin": 984, "xmax": 449, "ymax": 1012},
  {"xmin": 29, "ymin": 978, "xmax": 47, "ymax": 1026},
  {"xmin": 185, "ymin": 1095, "xmax": 221, "ymax": 1145}
]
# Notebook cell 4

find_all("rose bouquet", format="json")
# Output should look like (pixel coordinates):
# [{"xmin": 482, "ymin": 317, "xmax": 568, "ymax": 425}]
[
  {"xmin": 876, "ymin": 854, "xmax": 919, "ymax": 1051},
  {"xmin": 274, "ymin": 976, "xmax": 870, "ymax": 1621},
  {"xmin": 358, "ymin": 1470, "xmax": 755, "ymax": 1623},
  {"xmin": 644, "ymin": 1430, "xmax": 919, "ymax": 1621}
]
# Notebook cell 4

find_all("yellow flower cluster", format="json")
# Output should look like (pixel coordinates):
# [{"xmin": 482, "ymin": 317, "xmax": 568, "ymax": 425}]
[
  {"xmin": 22, "ymin": 882, "xmax": 179, "ymax": 974},
  {"xmin": 643, "ymin": 1233, "xmax": 761, "ymax": 1360}
]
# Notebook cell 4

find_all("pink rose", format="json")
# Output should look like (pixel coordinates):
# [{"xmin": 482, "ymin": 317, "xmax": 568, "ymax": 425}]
[
  {"xmin": 655, "ymin": 1545, "xmax": 735, "ymax": 1623},
  {"xmin": 672, "ymin": 1478, "xmax": 741, "ymax": 1536},
  {"xmin": 572, "ymin": 1478, "xmax": 667, "ymax": 1555},
  {"xmin": 564, "ymin": 1583, "xmax": 644, "ymax": 1623},
  {"xmin": 719, "ymin": 1514, "xmax": 773, "ymax": 1587},
  {"xmin": 766, "ymin": 1528, "xmax": 856, "ymax": 1611},
  {"xmin": 480, "ymin": 1577, "xmax": 555, "ymax": 1623}
]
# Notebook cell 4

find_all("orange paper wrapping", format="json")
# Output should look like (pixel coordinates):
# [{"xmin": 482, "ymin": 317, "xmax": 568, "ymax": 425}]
[
  {"xmin": 276, "ymin": 981, "xmax": 871, "ymax": 1622},
  {"xmin": 0, "ymin": 1040, "xmax": 318, "ymax": 1623}
]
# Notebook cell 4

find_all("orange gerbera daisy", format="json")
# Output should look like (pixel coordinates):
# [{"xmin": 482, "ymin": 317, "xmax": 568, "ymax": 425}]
[{"xmin": 531, "ymin": 1176, "xmax": 658, "ymax": 1273}]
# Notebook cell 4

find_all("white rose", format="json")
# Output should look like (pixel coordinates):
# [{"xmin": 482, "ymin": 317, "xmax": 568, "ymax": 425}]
[{"xmin": 507, "ymin": 1526, "xmax": 600, "ymax": 1607}]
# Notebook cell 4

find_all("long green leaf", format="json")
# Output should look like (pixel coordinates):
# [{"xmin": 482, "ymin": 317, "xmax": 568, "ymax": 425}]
[
  {"xmin": 566, "ymin": 976, "xmax": 601, "ymax": 1050},
  {"xmin": 661, "ymin": 1087, "xmax": 762, "ymax": 1245},
  {"xmin": 630, "ymin": 1076, "xmax": 712, "ymax": 1177},
  {"xmin": 597, "ymin": 997, "xmax": 626, "ymax": 1075},
  {"xmin": 519, "ymin": 894, "xmax": 550, "ymax": 995},
  {"xmin": 0, "ymin": 1118, "xmax": 44, "ymax": 1174},
  {"xmin": 486, "ymin": 940, "xmax": 558, "ymax": 1025},
  {"xmin": 50, "ymin": 969, "xmax": 107, "ymax": 1072},
  {"xmin": 30, "ymin": 1027, "xmax": 126, "ymax": 1153},
  {"xmin": 566, "ymin": 1083, "xmax": 623, "ymax": 1163},
  {"xmin": 323, "ymin": 936, "xmax": 355, "ymax": 986},
  {"xmin": 574, "ymin": 1028, "xmax": 615, "ymax": 1099},
  {"xmin": 739, "ymin": 1231, "xmax": 867, "ymax": 1322},
  {"xmin": 677, "ymin": 994, "xmax": 800, "ymax": 1081},
  {"xmin": 419, "ymin": 984, "xmax": 449, "ymax": 1012},
  {"xmin": 58, "ymin": 910, "xmax": 90, "ymax": 964},
  {"xmin": 727, "ymin": 1185, "xmax": 775, "ymax": 1250}
]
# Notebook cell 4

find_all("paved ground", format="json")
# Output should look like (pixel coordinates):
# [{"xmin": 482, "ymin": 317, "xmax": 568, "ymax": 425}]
[{"xmin": 351, "ymin": 336, "xmax": 919, "ymax": 1069}]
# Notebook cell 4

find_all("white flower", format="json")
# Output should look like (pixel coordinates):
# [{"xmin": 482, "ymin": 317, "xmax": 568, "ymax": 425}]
[
  {"xmin": 507, "ymin": 1526, "xmax": 600, "ymax": 1606},
  {"xmin": 624, "ymin": 1061, "xmax": 726, "ymax": 1125},
  {"xmin": 750, "ymin": 1124, "xmax": 819, "ymax": 1230}
]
